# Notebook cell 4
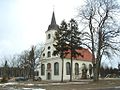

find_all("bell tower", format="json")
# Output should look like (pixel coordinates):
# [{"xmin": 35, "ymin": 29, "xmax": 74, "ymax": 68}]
[
  {"xmin": 45, "ymin": 11, "xmax": 59, "ymax": 44},
  {"xmin": 42, "ymin": 11, "xmax": 59, "ymax": 59}
]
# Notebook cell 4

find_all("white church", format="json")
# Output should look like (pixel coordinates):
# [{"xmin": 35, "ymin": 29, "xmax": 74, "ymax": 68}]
[{"xmin": 38, "ymin": 11, "xmax": 93, "ymax": 81}]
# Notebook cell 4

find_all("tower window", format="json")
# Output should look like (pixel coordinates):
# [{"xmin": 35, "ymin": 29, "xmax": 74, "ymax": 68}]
[
  {"xmin": 48, "ymin": 46, "xmax": 51, "ymax": 50},
  {"xmin": 48, "ymin": 34, "xmax": 51, "ymax": 39},
  {"xmin": 43, "ymin": 53, "xmax": 45, "ymax": 57},
  {"xmin": 47, "ymin": 51, "xmax": 51, "ymax": 57}
]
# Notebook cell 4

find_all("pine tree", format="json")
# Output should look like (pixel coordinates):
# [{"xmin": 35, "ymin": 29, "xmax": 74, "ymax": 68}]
[
  {"xmin": 67, "ymin": 19, "xmax": 82, "ymax": 81},
  {"xmin": 54, "ymin": 19, "xmax": 82, "ymax": 82},
  {"xmin": 29, "ymin": 46, "xmax": 35, "ymax": 81},
  {"xmin": 53, "ymin": 20, "xmax": 69, "ymax": 82}
]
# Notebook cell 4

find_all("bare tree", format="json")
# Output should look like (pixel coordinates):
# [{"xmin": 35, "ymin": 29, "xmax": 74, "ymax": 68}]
[
  {"xmin": 28, "ymin": 44, "xmax": 44, "ymax": 81},
  {"xmin": 19, "ymin": 50, "xmax": 30, "ymax": 78},
  {"xmin": 77, "ymin": 0, "xmax": 120, "ymax": 81},
  {"xmin": 19, "ymin": 43, "xmax": 43, "ymax": 80},
  {"xmin": 1, "ymin": 61, "xmax": 9, "ymax": 82},
  {"xmin": 7, "ymin": 55, "xmax": 21, "ymax": 77}
]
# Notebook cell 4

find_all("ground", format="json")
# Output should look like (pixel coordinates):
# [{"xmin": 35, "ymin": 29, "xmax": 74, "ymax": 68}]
[{"xmin": 1, "ymin": 78, "xmax": 120, "ymax": 90}]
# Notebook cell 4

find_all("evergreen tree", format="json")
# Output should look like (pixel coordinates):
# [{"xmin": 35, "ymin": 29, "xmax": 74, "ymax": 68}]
[
  {"xmin": 53, "ymin": 20, "xmax": 69, "ymax": 82},
  {"xmin": 28, "ymin": 46, "xmax": 35, "ymax": 81},
  {"xmin": 54, "ymin": 19, "xmax": 82, "ymax": 82},
  {"xmin": 67, "ymin": 19, "xmax": 82, "ymax": 81}
]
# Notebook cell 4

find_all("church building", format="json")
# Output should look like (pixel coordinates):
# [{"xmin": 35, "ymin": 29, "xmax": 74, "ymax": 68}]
[{"xmin": 38, "ymin": 11, "xmax": 93, "ymax": 81}]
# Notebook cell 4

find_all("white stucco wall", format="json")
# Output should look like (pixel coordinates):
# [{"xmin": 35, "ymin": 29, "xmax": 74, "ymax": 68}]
[
  {"xmin": 39, "ymin": 57, "xmax": 62, "ymax": 81},
  {"xmin": 62, "ymin": 59, "xmax": 92, "ymax": 80},
  {"xmin": 38, "ymin": 57, "xmax": 92, "ymax": 81}
]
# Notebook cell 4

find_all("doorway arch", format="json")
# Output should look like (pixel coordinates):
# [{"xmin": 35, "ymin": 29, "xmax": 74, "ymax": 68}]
[{"xmin": 47, "ymin": 72, "xmax": 51, "ymax": 80}]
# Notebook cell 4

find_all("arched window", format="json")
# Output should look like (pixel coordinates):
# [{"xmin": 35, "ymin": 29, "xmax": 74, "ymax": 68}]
[
  {"xmin": 48, "ymin": 34, "xmax": 51, "ymax": 39},
  {"xmin": 75, "ymin": 63, "xmax": 79, "ymax": 75},
  {"xmin": 41, "ymin": 64, "xmax": 45, "ymax": 75},
  {"xmin": 82, "ymin": 63, "xmax": 87, "ymax": 70},
  {"xmin": 54, "ymin": 62, "xmax": 59, "ymax": 75},
  {"xmin": 89, "ymin": 64, "xmax": 92, "ymax": 69},
  {"xmin": 66, "ymin": 62, "xmax": 70, "ymax": 75},
  {"xmin": 47, "ymin": 51, "xmax": 51, "ymax": 57},
  {"xmin": 47, "ymin": 63, "xmax": 51, "ymax": 70}
]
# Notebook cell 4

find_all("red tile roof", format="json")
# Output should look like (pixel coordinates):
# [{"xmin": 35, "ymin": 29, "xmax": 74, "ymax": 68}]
[{"xmin": 64, "ymin": 48, "xmax": 92, "ymax": 62}]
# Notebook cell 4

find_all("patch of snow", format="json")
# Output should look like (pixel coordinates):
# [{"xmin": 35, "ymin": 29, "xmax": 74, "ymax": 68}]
[
  {"xmin": 22, "ymin": 88, "xmax": 45, "ymax": 90},
  {"xmin": 22, "ymin": 88, "xmax": 32, "ymax": 90},
  {"xmin": 2, "ymin": 82, "xmax": 18, "ymax": 87},
  {"xmin": 115, "ymin": 86, "xmax": 120, "ymax": 88},
  {"xmin": 0, "ymin": 84, "xmax": 4, "ymax": 86},
  {"xmin": 25, "ymin": 83, "xmax": 34, "ymax": 86},
  {"xmin": 5, "ymin": 82, "xmax": 18, "ymax": 85},
  {"xmin": 32, "ymin": 89, "xmax": 46, "ymax": 90},
  {"xmin": 37, "ymin": 84, "xmax": 48, "ymax": 86}
]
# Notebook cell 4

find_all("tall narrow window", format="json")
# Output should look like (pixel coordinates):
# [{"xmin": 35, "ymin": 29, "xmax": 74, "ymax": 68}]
[
  {"xmin": 41, "ymin": 64, "xmax": 45, "ymax": 75},
  {"xmin": 54, "ymin": 62, "xmax": 59, "ymax": 75},
  {"xmin": 43, "ymin": 53, "xmax": 45, "ymax": 57},
  {"xmin": 82, "ymin": 63, "xmax": 87, "ymax": 69},
  {"xmin": 66, "ymin": 62, "xmax": 70, "ymax": 75},
  {"xmin": 48, "ymin": 34, "xmax": 51, "ymax": 39},
  {"xmin": 75, "ymin": 63, "xmax": 79, "ymax": 75},
  {"xmin": 47, "ymin": 51, "xmax": 51, "ymax": 57}
]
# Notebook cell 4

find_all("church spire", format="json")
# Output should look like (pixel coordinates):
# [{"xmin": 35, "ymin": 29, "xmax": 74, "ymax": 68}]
[
  {"xmin": 47, "ymin": 11, "xmax": 59, "ymax": 31},
  {"xmin": 51, "ymin": 11, "xmax": 56, "ymax": 25}
]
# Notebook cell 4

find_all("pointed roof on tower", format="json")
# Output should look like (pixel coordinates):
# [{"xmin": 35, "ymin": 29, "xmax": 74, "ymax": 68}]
[{"xmin": 47, "ymin": 11, "xmax": 59, "ymax": 31}]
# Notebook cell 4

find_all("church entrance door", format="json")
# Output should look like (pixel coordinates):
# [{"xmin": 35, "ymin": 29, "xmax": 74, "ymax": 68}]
[{"xmin": 47, "ymin": 72, "xmax": 51, "ymax": 80}]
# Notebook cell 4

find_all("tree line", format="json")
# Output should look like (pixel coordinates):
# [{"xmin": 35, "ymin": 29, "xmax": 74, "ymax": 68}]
[
  {"xmin": 0, "ymin": 43, "xmax": 43, "ymax": 82},
  {"xmin": 100, "ymin": 64, "xmax": 120, "ymax": 78}
]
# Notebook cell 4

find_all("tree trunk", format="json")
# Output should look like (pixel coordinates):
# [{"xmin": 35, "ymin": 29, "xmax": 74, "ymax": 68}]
[
  {"xmin": 94, "ymin": 66, "xmax": 99, "ymax": 81},
  {"xmin": 61, "ymin": 58, "xmax": 64, "ymax": 82},
  {"xmin": 93, "ymin": 58, "xmax": 101, "ymax": 81},
  {"xmin": 93, "ymin": 30, "xmax": 102, "ymax": 81},
  {"xmin": 70, "ymin": 56, "xmax": 73, "ymax": 82},
  {"xmin": 29, "ymin": 59, "xmax": 35, "ymax": 81}
]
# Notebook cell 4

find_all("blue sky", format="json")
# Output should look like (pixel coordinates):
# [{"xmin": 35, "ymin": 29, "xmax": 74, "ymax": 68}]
[{"xmin": 0, "ymin": 0, "xmax": 83, "ymax": 56}]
